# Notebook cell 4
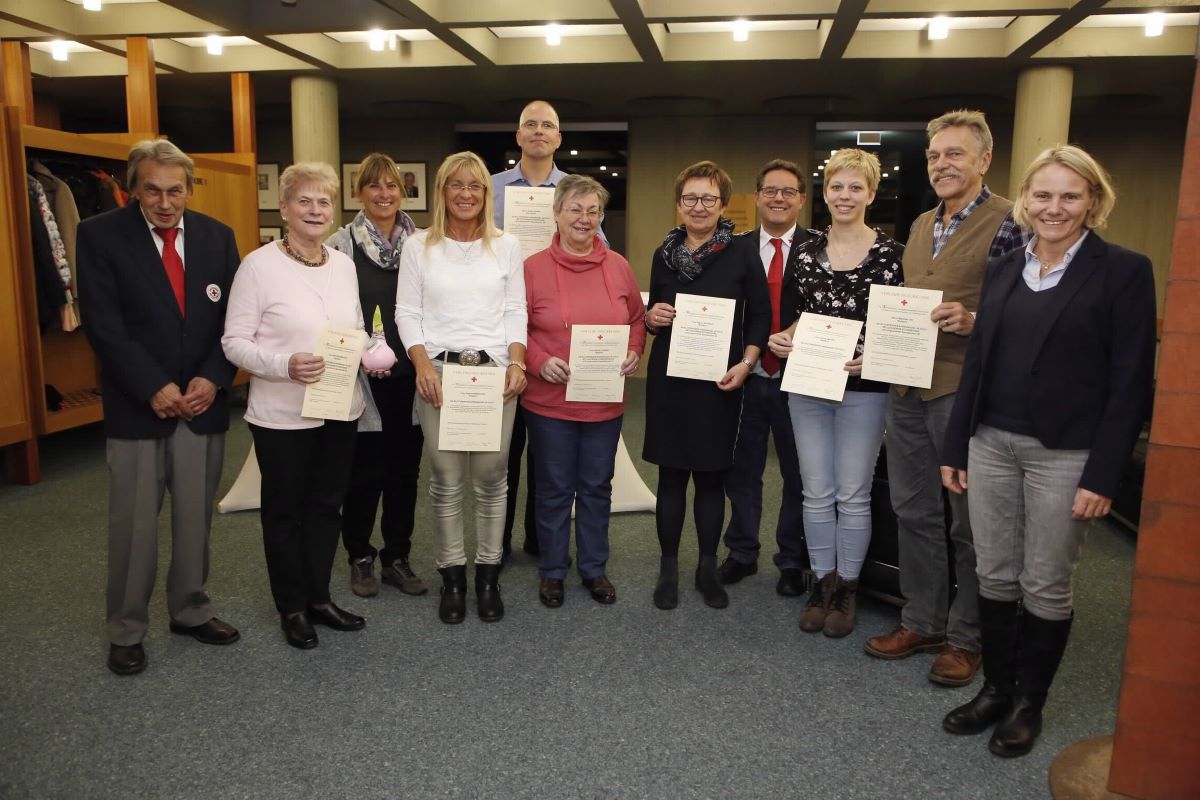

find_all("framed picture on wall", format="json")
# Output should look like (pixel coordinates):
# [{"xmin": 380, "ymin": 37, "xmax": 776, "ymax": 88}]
[
  {"xmin": 259, "ymin": 227, "xmax": 281, "ymax": 245},
  {"xmin": 396, "ymin": 162, "xmax": 427, "ymax": 212},
  {"xmin": 256, "ymin": 163, "xmax": 279, "ymax": 210},
  {"xmin": 342, "ymin": 163, "xmax": 363, "ymax": 211}
]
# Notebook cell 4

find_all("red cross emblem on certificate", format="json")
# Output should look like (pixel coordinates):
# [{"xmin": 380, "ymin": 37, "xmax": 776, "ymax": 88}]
[
  {"xmin": 339, "ymin": 337, "xmax": 345, "ymax": 344},
  {"xmin": 702, "ymin": 306, "xmax": 708, "ymax": 312},
  {"xmin": 900, "ymin": 299, "xmax": 908, "ymax": 306},
  {"xmin": 471, "ymin": 376, "xmax": 477, "ymax": 383},
  {"xmin": 826, "ymin": 324, "xmax": 833, "ymax": 329},
  {"xmin": 597, "ymin": 334, "xmax": 604, "ymax": 340}
]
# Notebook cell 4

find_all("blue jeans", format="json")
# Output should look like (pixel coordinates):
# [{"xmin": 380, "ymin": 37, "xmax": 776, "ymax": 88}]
[
  {"xmin": 787, "ymin": 390, "xmax": 887, "ymax": 580},
  {"xmin": 524, "ymin": 411, "xmax": 623, "ymax": 580},
  {"xmin": 722, "ymin": 374, "xmax": 807, "ymax": 569}
]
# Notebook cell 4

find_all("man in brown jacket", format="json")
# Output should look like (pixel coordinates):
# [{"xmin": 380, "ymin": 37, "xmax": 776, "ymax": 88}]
[{"xmin": 864, "ymin": 110, "xmax": 1027, "ymax": 686}]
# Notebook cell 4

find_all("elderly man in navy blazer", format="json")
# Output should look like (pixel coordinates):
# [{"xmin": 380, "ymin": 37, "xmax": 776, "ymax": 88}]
[{"xmin": 79, "ymin": 139, "xmax": 241, "ymax": 675}]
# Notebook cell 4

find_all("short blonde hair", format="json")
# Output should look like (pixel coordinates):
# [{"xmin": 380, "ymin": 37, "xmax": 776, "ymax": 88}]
[
  {"xmin": 674, "ymin": 160, "xmax": 733, "ymax": 206},
  {"xmin": 279, "ymin": 162, "xmax": 339, "ymax": 205},
  {"xmin": 927, "ymin": 109, "xmax": 993, "ymax": 154},
  {"xmin": 127, "ymin": 139, "xmax": 194, "ymax": 191},
  {"xmin": 427, "ymin": 151, "xmax": 497, "ymax": 249},
  {"xmin": 824, "ymin": 148, "xmax": 882, "ymax": 194},
  {"xmin": 353, "ymin": 153, "xmax": 402, "ymax": 196},
  {"xmin": 1014, "ymin": 145, "xmax": 1116, "ymax": 231},
  {"xmin": 553, "ymin": 174, "xmax": 610, "ymax": 214}
]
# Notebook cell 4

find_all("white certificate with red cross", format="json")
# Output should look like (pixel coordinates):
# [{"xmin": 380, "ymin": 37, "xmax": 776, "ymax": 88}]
[
  {"xmin": 566, "ymin": 324, "xmax": 629, "ymax": 403},
  {"xmin": 503, "ymin": 186, "xmax": 556, "ymax": 260},
  {"xmin": 301, "ymin": 325, "xmax": 367, "ymax": 421},
  {"xmin": 860, "ymin": 285, "xmax": 943, "ymax": 388},
  {"xmin": 666, "ymin": 293, "xmax": 736, "ymax": 381},
  {"xmin": 781, "ymin": 313, "xmax": 863, "ymax": 402},
  {"xmin": 438, "ymin": 364, "xmax": 504, "ymax": 452}
]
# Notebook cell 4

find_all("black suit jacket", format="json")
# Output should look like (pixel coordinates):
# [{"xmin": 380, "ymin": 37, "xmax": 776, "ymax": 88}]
[
  {"xmin": 943, "ymin": 232, "xmax": 1156, "ymax": 497},
  {"xmin": 78, "ymin": 203, "xmax": 240, "ymax": 439}
]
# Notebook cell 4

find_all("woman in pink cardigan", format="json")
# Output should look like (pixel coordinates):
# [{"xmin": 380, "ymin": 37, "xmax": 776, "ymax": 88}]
[{"xmin": 522, "ymin": 174, "xmax": 646, "ymax": 608}]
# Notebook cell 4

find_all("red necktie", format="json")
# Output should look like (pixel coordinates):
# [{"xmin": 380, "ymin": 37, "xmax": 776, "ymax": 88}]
[
  {"xmin": 155, "ymin": 227, "xmax": 185, "ymax": 315},
  {"xmin": 762, "ymin": 237, "xmax": 784, "ymax": 376}
]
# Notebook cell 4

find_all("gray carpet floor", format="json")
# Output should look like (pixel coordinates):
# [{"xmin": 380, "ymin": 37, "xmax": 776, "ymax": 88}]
[{"xmin": 0, "ymin": 379, "xmax": 1135, "ymax": 799}]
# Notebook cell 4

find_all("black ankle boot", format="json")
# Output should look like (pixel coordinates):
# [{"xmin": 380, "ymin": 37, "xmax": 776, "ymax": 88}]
[
  {"xmin": 437, "ymin": 565, "xmax": 467, "ymax": 624},
  {"xmin": 989, "ymin": 610, "xmax": 1073, "ymax": 758},
  {"xmin": 944, "ymin": 596, "xmax": 1021, "ymax": 735},
  {"xmin": 653, "ymin": 556, "xmax": 679, "ymax": 610},
  {"xmin": 475, "ymin": 563, "xmax": 504, "ymax": 622},
  {"xmin": 695, "ymin": 555, "xmax": 729, "ymax": 609}
]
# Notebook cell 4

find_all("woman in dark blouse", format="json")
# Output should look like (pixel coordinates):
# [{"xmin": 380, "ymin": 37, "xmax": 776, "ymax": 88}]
[
  {"xmin": 643, "ymin": 160, "xmax": 771, "ymax": 611},
  {"xmin": 768, "ymin": 148, "xmax": 902, "ymax": 638}
]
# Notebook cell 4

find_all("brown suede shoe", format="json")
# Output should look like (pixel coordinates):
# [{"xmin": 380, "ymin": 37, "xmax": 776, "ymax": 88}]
[
  {"xmin": 864, "ymin": 626, "xmax": 946, "ymax": 660},
  {"xmin": 929, "ymin": 644, "xmax": 982, "ymax": 686},
  {"xmin": 799, "ymin": 573, "xmax": 835, "ymax": 633}
]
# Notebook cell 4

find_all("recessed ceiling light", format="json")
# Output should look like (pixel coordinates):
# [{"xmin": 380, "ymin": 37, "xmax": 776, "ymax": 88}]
[
  {"xmin": 812, "ymin": 172, "xmax": 819, "ymax": 177},
  {"xmin": 206, "ymin": 35, "xmax": 222, "ymax": 55},
  {"xmin": 882, "ymin": 172, "xmax": 890, "ymax": 178},
  {"xmin": 508, "ymin": 159, "xmax": 516, "ymax": 165},
  {"xmin": 818, "ymin": 165, "xmax": 824, "ymax": 170},
  {"xmin": 546, "ymin": 24, "xmax": 561, "ymax": 46},
  {"xmin": 1145, "ymin": 13, "xmax": 1165, "ymax": 37},
  {"xmin": 732, "ymin": 20, "xmax": 749, "ymax": 42},
  {"xmin": 830, "ymin": 150, "xmax": 837, "ymax": 156},
  {"xmin": 51, "ymin": 40, "xmax": 69, "ymax": 61},
  {"xmin": 83, "ymin": 0, "xmax": 101, "ymax": 11},
  {"xmin": 928, "ymin": 17, "xmax": 950, "ymax": 40},
  {"xmin": 611, "ymin": 172, "xmax": 619, "ymax": 177},
  {"xmin": 569, "ymin": 149, "xmax": 578, "ymax": 156},
  {"xmin": 893, "ymin": 165, "xmax": 900, "ymax": 171},
  {"xmin": 368, "ymin": 29, "xmax": 386, "ymax": 51},
  {"xmin": 600, "ymin": 165, "xmax": 607, "ymax": 171}
]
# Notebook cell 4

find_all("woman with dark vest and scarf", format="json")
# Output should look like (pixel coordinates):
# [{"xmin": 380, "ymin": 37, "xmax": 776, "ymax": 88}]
[
  {"xmin": 643, "ymin": 160, "xmax": 771, "ymax": 611},
  {"xmin": 940, "ymin": 145, "xmax": 1156, "ymax": 757},
  {"xmin": 326, "ymin": 153, "xmax": 427, "ymax": 600}
]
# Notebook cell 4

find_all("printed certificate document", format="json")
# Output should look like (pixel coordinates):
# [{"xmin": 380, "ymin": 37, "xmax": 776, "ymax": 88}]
[
  {"xmin": 860, "ymin": 285, "xmax": 943, "ymax": 388},
  {"xmin": 503, "ymin": 186, "xmax": 556, "ymax": 260},
  {"xmin": 301, "ymin": 325, "xmax": 367, "ymax": 421},
  {"xmin": 780, "ymin": 313, "xmax": 864, "ymax": 402},
  {"xmin": 566, "ymin": 324, "xmax": 629, "ymax": 403},
  {"xmin": 438, "ymin": 364, "xmax": 504, "ymax": 452},
  {"xmin": 667, "ymin": 294, "xmax": 736, "ymax": 381}
]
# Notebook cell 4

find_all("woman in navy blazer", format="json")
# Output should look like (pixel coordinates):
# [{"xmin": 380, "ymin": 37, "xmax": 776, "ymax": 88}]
[{"xmin": 938, "ymin": 146, "xmax": 1156, "ymax": 758}]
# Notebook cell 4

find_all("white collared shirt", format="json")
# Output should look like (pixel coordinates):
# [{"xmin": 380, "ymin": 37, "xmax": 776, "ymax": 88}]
[
  {"xmin": 754, "ymin": 225, "xmax": 796, "ymax": 378},
  {"xmin": 142, "ymin": 211, "xmax": 186, "ymax": 269},
  {"xmin": 1021, "ymin": 230, "xmax": 1089, "ymax": 292}
]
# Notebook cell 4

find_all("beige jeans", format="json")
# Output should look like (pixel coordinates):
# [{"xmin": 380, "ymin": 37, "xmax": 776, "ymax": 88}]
[{"xmin": 414, "ymin": 361, "xmax": 518, "ymax": 568}]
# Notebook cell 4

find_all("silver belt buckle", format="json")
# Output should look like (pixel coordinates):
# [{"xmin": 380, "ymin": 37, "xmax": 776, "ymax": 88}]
[{"xmin": 458, "ymin": 348, "xmax": 482, "ymax": 366}]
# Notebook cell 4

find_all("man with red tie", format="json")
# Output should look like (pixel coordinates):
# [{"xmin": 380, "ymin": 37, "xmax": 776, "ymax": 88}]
[
  {"xmin": 718, "ymin": 159, "xmax": 811, "ymax": 594},
  {"xmin": 79, "ymin": 140, "xmax": 241, "ymax": 675}
]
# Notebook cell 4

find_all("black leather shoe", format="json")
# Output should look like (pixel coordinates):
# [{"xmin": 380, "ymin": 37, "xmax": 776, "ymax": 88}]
[
  {"xmin": 107, "ymin": 643, "xmax": 146, "ymax": 675},
  {"xmin": 943, "ymin": 682, "xmax": 1013, "ymax": 735},
  {"xmin": 307, "ymin": 603, "xmax": 365, "ymax": 631},
  {"xmin": 776, "ymin": 568, "xmax": 807, "ymax": 597},
  {"xmin": 438, "ymin": 565, "xmax": 468, "ymax": 624},
  {"xmin": 169, "ymin": 617, "xmax": 240, "ymax": 645},
  {"xmin": 539, "ymin": 578, "xmax": 564, "ymax": 608},
  {"xmin": 717, "ymin": 556, "xmax": 757, "ymax": 585},
  {"xmin": 475, "ymin": 563, "xmax": 504, "ymax": 622},
  {"xmin": 582, "ymin": 575, "xmax": 616, "ymax": 605},
  {"xmin": 281, "ymin": 614, "xmax": 318, "ymax": 649}
]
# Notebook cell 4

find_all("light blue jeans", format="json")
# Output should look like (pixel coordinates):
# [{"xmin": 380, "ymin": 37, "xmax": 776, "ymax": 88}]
[{"xmin": 787, "ymin": 390, "xmax": 888, "ymax": 580}]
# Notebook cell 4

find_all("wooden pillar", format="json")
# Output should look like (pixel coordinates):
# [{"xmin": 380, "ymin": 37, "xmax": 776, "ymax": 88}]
[
  {"xmin": 1105, "ymin": 55, "xmax": 1200, "ymax": 799},
  {"xmin": 231, "ymin": 72, "xmax": 256, "ymax": 154},
  {"xmin": 290, "ymin": 75, "xmax": 339, "ymax": 169},
  {"xmin": 125, "ymin": 36, "xmax": 158, "ymax": 135},
  {"xmin": 1, "ymin": 41, "xmax": 34, "ymax": 125},
  {"xmin": 1009, "ymin": 65, "xmax": 1073, "ymax": 189}
]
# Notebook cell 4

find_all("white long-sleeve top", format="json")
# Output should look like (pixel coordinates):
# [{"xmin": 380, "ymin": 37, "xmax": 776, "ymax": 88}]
[
  {"xmin": 394, "ymin": 230, "xmax": 527, "ymax": 365},
  {"xmin": 222, "ymin": 242, "xmax": 364, "ymax": 429}
]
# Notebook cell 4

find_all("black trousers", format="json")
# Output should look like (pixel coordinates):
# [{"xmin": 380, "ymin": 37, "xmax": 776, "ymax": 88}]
[
  {"xmin": 251, "ymin": 420, "xmax": 357, "ymax": 614},
  {"xmin": 656, "ymin": 467, "xmax": 727, "ymax": 559},
  {"xmin": 341, "ymin": 375, "xmax": 423, "ymax": 565},
  {"xmin": 503, "ymin": 405, "xmax": 537, "ymax": 551}
]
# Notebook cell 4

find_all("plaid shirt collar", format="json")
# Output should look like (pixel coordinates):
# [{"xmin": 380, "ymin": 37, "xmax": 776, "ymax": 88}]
[{"xmin": 932, "ymin": 185, "xmax": 991, "ymax": 257}]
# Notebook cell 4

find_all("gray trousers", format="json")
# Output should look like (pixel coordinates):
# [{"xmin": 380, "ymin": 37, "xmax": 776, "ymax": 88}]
[
  {"xmin": 105, "ymin": 424, "xmax": 224, "ymax": 645},
  {"xmin": 885, "ymin": 387, "xmax": 979, "ymax": 650},
  {"xmin": 414, "ymin": 362, "xmax": 517, "ymax": 569},
  {"xmin": 967, "ymin": 425, "xmax": 1091, "ymax": 621}
]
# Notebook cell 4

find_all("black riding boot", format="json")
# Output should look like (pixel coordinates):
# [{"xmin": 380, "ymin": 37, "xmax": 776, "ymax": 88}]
[
  {"xmin": 944, "ymin": 595, "xmax": 1021, "ymax": 735},
  {"xmin": 989, "ymin": 610, "xmax": 1073, "ymax": 758}
]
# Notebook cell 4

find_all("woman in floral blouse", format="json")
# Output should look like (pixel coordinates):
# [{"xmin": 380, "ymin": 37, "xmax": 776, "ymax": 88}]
[{"xmin": 767, "ymin": 148, "xmax": 903, "ymax": 638}]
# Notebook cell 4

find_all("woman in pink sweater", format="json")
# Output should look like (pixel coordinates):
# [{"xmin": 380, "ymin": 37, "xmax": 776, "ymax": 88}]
[{"xmin": 522, "ymin": 174, "xmax": 646, "ymax": 607}]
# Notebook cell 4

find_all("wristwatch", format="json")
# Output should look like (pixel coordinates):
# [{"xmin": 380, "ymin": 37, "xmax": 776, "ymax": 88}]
[{"xmin": 740, "ymin": 358, "xmax": 754, "ymax": 369}]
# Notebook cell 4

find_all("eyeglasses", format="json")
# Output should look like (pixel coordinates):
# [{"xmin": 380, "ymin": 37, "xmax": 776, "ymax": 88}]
[
  {"xmin": 447, "ymin": 182, "xmax": 485, "ymax": 193},
  {"xmin": 521, "ymin": 120, "xmax": 559, "ymax": 131},
  {"xmin": 680, "ymin": 194, "xmax": 720, "ymax": 209},
  {"xmin": 563, "ymin": 206, "xmax": 602, "ymax": 220},
  {"xmin": 759, "ymin": 186, "xmax": 802, "ymax": 200}
]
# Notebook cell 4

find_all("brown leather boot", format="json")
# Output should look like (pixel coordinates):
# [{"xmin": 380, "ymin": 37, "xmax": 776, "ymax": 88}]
[
  {"xmin": 823, "ymin": 576, "xmax": 859, "ymax": 638},
  {"xmin": 799, "ymin": 573, "xmax": 836, "ymax": 633}
]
